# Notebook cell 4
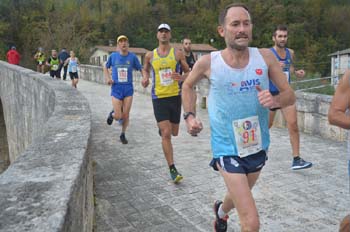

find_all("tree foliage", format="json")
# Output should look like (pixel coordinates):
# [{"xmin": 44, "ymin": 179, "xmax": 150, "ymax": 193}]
[{"xmin": 0, "ymin": 0, "xmax": 349, "ymax": 76}]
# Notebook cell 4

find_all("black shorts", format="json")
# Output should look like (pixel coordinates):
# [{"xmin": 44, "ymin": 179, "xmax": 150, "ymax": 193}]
[
  {"xmin": 152, "ymin": 95, "xmax": 181, "ymax": 123},
  {"xmin": 69, "ymin": 72, "xmax": 79, "ymax": 79},
  {"xmin": 270, "ymin": 91, "xmax": 281, "ymax": 111},
  {"xmin": 209, "ymin": 150, "xmax": 267, "ymax": 174},
  {"xmin": 50, "ymin": 70, "xmax": 60, "ymax": 78}
]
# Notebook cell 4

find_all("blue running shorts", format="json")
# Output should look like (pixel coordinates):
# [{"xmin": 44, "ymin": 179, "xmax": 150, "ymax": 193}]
[
  {"xmin": 111, "ymin": 84, "xmax": 134, "ymax": 100},
  {"xmin": 209, "ymin": 150, "xmax": 267, "ymax": 174}
]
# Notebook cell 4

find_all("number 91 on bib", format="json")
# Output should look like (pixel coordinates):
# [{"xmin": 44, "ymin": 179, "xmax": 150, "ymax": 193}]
[{"xmin": 233, "ymin": 115, "xmax": 262, "ymax": 158}]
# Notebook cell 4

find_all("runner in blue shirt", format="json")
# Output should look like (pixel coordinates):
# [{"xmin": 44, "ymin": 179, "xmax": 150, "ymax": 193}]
[{"xmin": 105, "ymin": 35, "xmax": 143, "ymax": 144}]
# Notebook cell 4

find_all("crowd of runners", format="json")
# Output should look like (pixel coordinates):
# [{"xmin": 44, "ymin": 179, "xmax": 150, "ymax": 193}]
[{"xmin": 33, "ymin": 47, "xmax": 80, "ymax": 88}]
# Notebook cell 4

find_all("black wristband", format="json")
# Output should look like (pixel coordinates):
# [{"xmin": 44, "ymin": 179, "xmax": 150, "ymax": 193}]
[{"xmin": 183, "ymin": 112, "xmax": 195, "ymax": 120}]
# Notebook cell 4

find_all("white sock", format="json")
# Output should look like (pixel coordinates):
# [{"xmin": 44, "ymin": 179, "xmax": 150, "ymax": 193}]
[{"xmin": 218, "ymin": 204, "xmax": 227, "ymax": 219}]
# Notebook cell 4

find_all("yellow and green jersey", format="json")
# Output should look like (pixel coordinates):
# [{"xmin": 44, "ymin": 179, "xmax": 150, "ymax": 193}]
[{"xmin": 150, "ymin": 47, "xmax": 181, "ymax": 99}]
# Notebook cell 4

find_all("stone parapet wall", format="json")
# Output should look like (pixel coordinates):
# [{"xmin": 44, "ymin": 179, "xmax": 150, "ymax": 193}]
[
  {"xmin": 79, "ymin": 64, "xmax": 107, "ymax": 85},
  {"xmin": 0, "ymin": 61, "xmax": 93, "ymax": 232},
  {"xmin": 0, "ymin": 99, "xmax": 9, "ymax": 173},
  {"xmin": 273, "ymin": 92, "xmax": 347, "ymax": 141}
]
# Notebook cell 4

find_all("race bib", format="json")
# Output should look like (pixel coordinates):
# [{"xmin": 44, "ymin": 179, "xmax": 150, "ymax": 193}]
[
  {"xmin": 233, "ymin": 116, "xmax": 262, "ymax": 157},
  {"xmin": 39, "ymin": 61, "xmax": 42, "ymax": 65},
  {"xmin": 71, "ymin": 66, "xmax": 77, "ymax": 73},
  {"xmin": 159, "ymin": 68, "xmax": 173, "ymax": 86},
  {"xmin": 117, "ymin": 68, "xmax": 128, "ymax": 82},
  {"xmin": 283, "ymin": 71, "xmax": 290, "ymax": 82},
  {"xmin": 52, "ymin": 64, "xmax": 59, "ymax": 71}
]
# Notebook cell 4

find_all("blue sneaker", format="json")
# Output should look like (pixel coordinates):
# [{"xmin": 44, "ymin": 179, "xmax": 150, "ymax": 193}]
[
  {"xmin": 213, "ymin": 200, "xmax": 228, "ymax": 232},
  {"xmin": 107, "ymin": 110, "xmax": 114, "ymax": 125},
  {"xmin": 291, "ymin": 157, "xmax": 312, "ymax": 170},
  {"xmin": 170, "ymin": 167, "xmax": 183, "ymax": 183}
]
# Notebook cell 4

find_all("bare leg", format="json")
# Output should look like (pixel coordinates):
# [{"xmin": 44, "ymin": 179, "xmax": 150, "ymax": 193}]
[
  {"xmin": 218, "ymin": 164, "xmax": 261, "ymax": 232},
  {"xmin": 281, "ymin": 104, "xmax": 300, "ymax": 157},
  {"xmin": 158, "ymin": 121, "xmax": 179, "ymax": 166},
  {"xmin": 74, "ymin": 78, "xmax": 79, "ymax": 88},
  {"xmin": 121, "ymin": 96, "xmax": 133, "ymax": 133},
  {"xmin": 269, "ymin": 110, "xmax": 277, "ymax": 129},
  {"xmin": 111, "ymin": 97, "xmax": 123, "ymax": 120}
]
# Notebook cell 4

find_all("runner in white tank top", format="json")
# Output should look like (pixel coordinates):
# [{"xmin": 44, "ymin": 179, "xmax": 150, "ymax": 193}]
[{"xmin": 182, "ymin": 3, "xmax": 296, "ymax": 232}]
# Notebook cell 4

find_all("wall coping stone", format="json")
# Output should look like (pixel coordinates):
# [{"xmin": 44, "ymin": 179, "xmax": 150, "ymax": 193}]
[{"xmin": 0, "ymin": 61, "xmax": 93, "ymax": 232}]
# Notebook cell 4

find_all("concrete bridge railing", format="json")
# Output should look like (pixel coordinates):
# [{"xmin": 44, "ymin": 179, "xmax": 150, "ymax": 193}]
[
  {"xmin": 0, "ymin": 61, "xmax": 93, "ymax": 232},
  {"xmin": 79, "ymin": 64, "xmax": 346, "ymax": 142}
]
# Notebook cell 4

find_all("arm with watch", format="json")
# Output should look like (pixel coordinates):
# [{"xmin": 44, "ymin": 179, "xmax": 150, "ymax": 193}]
[{"xmin": 182, "ymin": 55, "xmax": 210, "ymax": 136}]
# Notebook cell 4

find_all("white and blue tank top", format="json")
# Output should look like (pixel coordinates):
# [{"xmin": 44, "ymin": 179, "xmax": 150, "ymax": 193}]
[
  {"xmin": 68, "ymin": 58, "xmax": 78, "ymax": 73},
  {"xmin": 269, "ymin": 47, "xmax": 292, "ymax": 93},
  {"xmin": 208, "ymin": 48, "xmax": 270, "ymax": 158}
]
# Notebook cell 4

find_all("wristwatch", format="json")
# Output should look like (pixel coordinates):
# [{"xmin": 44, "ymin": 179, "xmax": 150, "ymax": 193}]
[{"xmin": 183, "ymin": 112, "xmax": 195, "ymax": 120}]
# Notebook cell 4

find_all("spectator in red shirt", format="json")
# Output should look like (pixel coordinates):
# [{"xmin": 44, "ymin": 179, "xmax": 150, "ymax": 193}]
[{"xmin": 6, "ymin": 46, "xmax": 20, "ymax": 65}]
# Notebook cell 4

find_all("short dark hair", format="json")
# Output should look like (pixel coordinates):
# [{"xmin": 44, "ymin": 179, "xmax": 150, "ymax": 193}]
[
  {"xmin": 219, "ymin": 3, "xmax": 251, "ymax": 25},
  {"xmin": 182, "ymin": 36, "xmax": 191, "ymax": 43},
  {"xmin": 273, "ymin": 24, "xmax": 288, "ymax": 36}
]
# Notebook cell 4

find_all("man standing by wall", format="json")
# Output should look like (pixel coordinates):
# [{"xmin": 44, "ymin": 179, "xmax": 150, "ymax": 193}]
[
  {"xmin": 58, "ymin": 48, "xmax": 70, "ymax": 80},
  {"xmin": 268, "ymin": 25, "xmax": 312, "ymax": 170},
  {"xmin": 142, "ymin": 23, "xmax": 190, "ymax": 183},
  {"xmin": 6, "ymin": 46, "xmax": 20, "ymax": 65}
]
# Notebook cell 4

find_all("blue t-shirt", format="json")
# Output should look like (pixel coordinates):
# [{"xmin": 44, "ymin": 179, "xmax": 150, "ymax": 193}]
[
  {"xmin": 58, "ymin": 50, "xmax": 70, "ymax": 63},
  {"xmin": 105, "ymin": 52, "xmax": 142, "ymax": 85}
]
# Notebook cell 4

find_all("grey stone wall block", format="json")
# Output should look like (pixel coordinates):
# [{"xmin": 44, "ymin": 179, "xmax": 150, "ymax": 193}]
[{"xmin": 0, "ymin": 61, "xmax": 93, "ymax": 232}]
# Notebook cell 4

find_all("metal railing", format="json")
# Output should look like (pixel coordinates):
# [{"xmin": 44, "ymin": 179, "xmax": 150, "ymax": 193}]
[{"xmin": 291, "ymin": 76, "xmax": 338, "ymax": 92}]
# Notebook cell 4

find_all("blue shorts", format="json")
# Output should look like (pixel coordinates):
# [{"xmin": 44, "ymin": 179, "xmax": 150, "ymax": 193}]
[
  {"xmin": 111, "ymin": 84, "xmax": 133, "ymax": 100},
  {"xmin": 209, "ymin": 150, "xmax": 267, "ymax": 174}
]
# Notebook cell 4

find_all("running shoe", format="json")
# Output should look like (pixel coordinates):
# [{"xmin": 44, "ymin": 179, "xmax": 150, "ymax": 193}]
[
  {"xmin": 291, "ymin": 157, "xmax": 312, "ymax": 170},
  {"xmin": 213, "ymin": 200, "xmax": 229, "ymax": 232},
  {"xmin": 118, "ymin": 119, "xmax": 124, "ymax": 125},
  {"xmin": 170, "ymin": 167, "xmax": 183, "ymax": 183},
  {"xmin": 107, "ymin": 110, "xmax": 114, "ymax": 125},
  {"xmin": 120, "ymin": 133, "xmax": 128, "ymax": 144}
]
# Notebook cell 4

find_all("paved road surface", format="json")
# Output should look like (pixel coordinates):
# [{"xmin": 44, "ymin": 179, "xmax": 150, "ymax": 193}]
[{"xmin": 75, "ymin": 79, "xmax": 349, "ymax": 232}]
